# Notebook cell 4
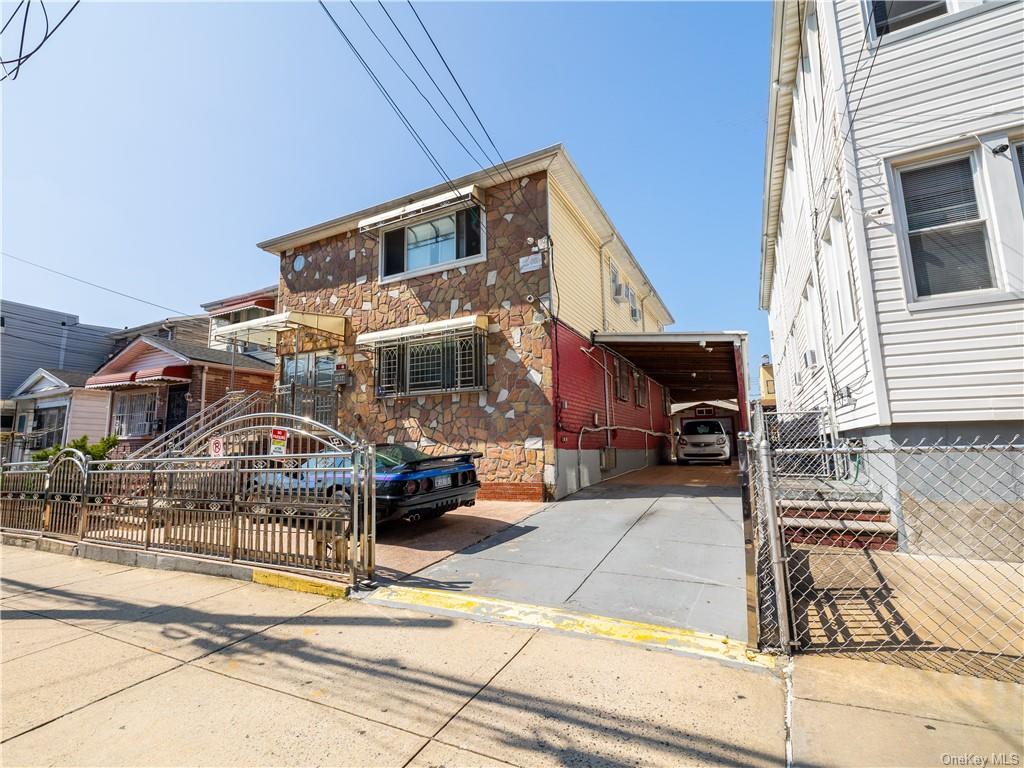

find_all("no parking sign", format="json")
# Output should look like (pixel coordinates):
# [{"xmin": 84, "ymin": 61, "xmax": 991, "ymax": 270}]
[
  {"xmin": 209, "ymin": 436, "xmax": 225, "ymax": 458},
  {"xmin": 270, "ymin": 428, "xmax": 288, "ymax": 456}
]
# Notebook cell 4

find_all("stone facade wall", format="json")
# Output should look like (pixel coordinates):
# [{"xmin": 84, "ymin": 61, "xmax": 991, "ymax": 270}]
[{"xmin": 276, "ymin": 172, "xmax": 555, "ymax": 499}]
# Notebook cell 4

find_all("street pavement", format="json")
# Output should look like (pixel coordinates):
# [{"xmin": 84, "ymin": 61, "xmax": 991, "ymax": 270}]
[{"xmin": 2, "ymin": 545, "xmax": 1020, "ymax": 766}]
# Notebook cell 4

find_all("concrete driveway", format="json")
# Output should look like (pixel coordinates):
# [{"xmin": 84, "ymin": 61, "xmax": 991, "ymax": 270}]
[{"xmin": 399, "ymin": 464, "xmax": 751, "ymax": 641}]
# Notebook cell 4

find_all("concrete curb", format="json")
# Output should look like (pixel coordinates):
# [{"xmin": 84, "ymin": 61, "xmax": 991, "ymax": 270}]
[
  {"xmin": 369, "ymin": 584, "xmax": 776, "ymax": 670},
  {"xmin": 1, "ymin": 531, "xmax": 349, "ymax": 599}
]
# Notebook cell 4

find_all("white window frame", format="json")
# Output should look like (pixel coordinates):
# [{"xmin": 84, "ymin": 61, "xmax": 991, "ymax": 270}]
[
  {"xmin": 1012, "ymin": 141, "xmax": 1024, "ymax": 210},
  {"xmin": 821, "ymin": 209, "xmax": 856, "ymax": 344},
  {"xmin": 112, "ymin": 390, "xmax": 158, "ymax": 438},
  {"xmin": 889, "ymin": 147, "xmax": 1004, "ymax": 309},
  {"xmin": 862, "ymin": 1, "xmax": 1008, "ymax": 45},
  {"xmin": 378, "ymin": 204, "xmax": 486, "ymax": 284}
]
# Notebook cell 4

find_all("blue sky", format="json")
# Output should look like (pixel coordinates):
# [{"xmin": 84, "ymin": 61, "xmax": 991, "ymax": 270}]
[{"xmin": 2, "ymin": 1, "xmax": 771, "ymax": 387}]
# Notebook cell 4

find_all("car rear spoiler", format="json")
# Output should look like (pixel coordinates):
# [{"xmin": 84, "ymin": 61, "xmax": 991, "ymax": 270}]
[{"xmin": 398, "ymin": 451, "xmax": 483, "ymax": 470}]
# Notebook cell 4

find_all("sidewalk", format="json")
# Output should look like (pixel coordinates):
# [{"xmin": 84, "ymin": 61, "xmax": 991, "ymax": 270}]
[{"xmin": 1, "ymin": 545, "xmax": 1020, "ymax": 766}]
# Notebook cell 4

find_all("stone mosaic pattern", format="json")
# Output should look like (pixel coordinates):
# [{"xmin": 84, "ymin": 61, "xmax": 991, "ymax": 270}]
[{"xmin": 277, "ymin": 172, "xmax": 555, "ymax": 492}]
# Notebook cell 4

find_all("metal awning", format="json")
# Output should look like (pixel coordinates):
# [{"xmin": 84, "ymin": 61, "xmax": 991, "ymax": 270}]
[
  {"xmin": 136, "ymin": 365, "xmax": 193, "ymax": 384},
  {"xmin": 86, "ymin": 371, "xmax": 137, "ymax": 388},
  {"xmin": 357, "ymin": 184, "xmax": 482, "ymax": 233},
  {"xmin": 592, "ymin": 332, "xmax": 750, "ymax": 422},
  {"xmin": 212, "ymin": 311, "xmax": 347, "ymax": 348},
  {"xmin": 356, "ymin": 315, "xmax": 488, "ymax": 348}
]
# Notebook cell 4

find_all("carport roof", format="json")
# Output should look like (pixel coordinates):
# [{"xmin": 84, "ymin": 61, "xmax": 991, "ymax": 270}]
[{"xmin": 592, "ymin": 332, "xmax": 748, "ymax": 404}]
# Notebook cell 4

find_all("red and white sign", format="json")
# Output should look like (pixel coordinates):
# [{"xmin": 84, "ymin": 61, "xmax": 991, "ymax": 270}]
[
  {"xmin": 270, "ymin": 428, "xmax": 288, "ymax": 456},
  {"xmin": 209, "ymin": 436, "xmax": 225, "ymax": 458}
]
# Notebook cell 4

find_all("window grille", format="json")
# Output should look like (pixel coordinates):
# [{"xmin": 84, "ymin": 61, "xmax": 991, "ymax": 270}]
[
  {"xmin": 375, "ymin": 329, "xmax": 486, "ymax": 398},
  {"xmin": 113, "ymin": 391, "xmax": 158, "ymax": 437}
]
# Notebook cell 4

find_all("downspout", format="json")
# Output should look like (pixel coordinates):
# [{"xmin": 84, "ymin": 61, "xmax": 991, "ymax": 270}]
[
  {"xmin": 598, "ymin": 234, "xmax": 616, "ymax": 332},
  {"xmin": 602, "ymin": 348, "xmax": 612, "ymax": 448},
  {"xmin": 200, "ymin": 367, "xmax": 208, "ymax": 411}
]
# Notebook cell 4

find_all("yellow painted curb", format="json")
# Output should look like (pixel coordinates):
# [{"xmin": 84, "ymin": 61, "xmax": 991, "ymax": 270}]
[
  {"xmin": 372, "ymin": 585, "xmax": 775, "ymax": 669},
  {"xmin": 251, "ymin": 569, "xmax": 349, "ymax": 599}
]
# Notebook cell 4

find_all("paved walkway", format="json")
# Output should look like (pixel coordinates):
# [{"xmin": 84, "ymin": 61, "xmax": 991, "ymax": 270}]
[
  {"xmin": 402, "ymin": 464, "xmax": 750, "ymax": 641},
  {"xmin": 2, "ymin": 545, "xmax": 1020, "ymax": 766}
]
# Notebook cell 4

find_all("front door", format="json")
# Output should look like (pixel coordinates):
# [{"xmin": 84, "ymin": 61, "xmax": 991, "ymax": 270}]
[{"xmin": 165, "ymin": 385, "xmax": 189, "ymax": 431}]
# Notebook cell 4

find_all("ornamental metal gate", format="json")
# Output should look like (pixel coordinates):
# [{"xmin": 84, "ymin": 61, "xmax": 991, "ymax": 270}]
[
  {"xmin": 745, "ymin": 430, "xmax": 1024, "ymax": 684},
  {"xmin": 46, "ymin": 450, "xmax": 88, "ymax": 538},
  {"xmin": 0, "ymin": 419, "xmax": 376, "ymax": 584}
]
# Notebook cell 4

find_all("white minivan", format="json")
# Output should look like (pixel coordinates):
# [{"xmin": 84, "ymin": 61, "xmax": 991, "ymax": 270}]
[{"xmin": 676, "ymin": 419, "xmax": 731, "ymax": 464}]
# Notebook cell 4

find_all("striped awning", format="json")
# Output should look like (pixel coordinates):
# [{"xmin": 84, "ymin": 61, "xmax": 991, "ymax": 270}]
[{"xmin": 355, "ymin": 315, "xmax": 488, "ymax": 348}]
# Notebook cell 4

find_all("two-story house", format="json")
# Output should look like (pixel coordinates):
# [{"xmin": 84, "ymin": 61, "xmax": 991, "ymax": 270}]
[
  {"xmin": 228, "ymin": 144, "xmax": 675, "ymax": 500},
  {"xmin": 760, "ymin": 0, "xmax": 1024, "ymax": 444}
]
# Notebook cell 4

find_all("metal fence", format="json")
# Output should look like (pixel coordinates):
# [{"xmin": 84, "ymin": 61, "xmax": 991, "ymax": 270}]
[
  {"xmin": 1, "ymin": 437, "xmax": 376, "ymax": 583},
  {"xmin": 745, "ymin": 430, "xmax": 1024, "ymax": 683}
]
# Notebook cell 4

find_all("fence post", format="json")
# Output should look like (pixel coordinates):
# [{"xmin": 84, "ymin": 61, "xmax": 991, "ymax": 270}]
[
  {"xmin": 144, "ymin": 466, "xmax": 154, "ymax": 550},
  {"xmin": 229, "ymin": 458, "xmax": 239, "ymax": 562},
  {"xmin": 77, "ymin": 463, "xmax": 90, "ymax": 540},
  {"xmin": 41, "ymin": 463, "xmax": 53, "ymax": 532},
  {"xmin": 365, "ymin": 443, "xmax": 375, "ymax": 580},
  {"xmin": 757, "ymin": 438, "xmax": 793, "ymax": 651},
  {"xmin": 349, "ymin": 449, "xmax": 360, "ymax": 584}
]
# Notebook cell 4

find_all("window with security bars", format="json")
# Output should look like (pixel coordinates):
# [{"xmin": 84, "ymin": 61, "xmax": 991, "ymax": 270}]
[
  {"xmin": 898, "ymin": 155, "xmax": 995, "ymax": 298},
  {"xmin": 374, "ymin": 331, "xmax": 486, "ymax": 398},
  {"xmin": 112, "ymin": 390, "xmax": 158, "ymax": 437}
]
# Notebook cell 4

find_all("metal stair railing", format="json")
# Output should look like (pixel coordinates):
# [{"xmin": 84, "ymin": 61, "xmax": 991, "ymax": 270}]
[{"xmin": 127, "ymin": 390, "xmax": 271, "ymax": 460}]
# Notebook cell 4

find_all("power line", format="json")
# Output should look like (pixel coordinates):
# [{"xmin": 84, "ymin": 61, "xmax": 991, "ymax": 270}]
[
  {"xmin": 316, "ymin": 1, "xmax": 462, "ymax": 202},
  {"xmin": 406, "ymin": 1, "xmax": 517, "ymax": 187},
  {"xmin": 375, "ymin": 1, "xmax": 500, "ymax": 174},
  {"xmin": 0, "ymin": 0, "xmax": 79, "ymax": 82},
  {"xmin": 347, "ymin": 0, "xmax": 488, "ymax": 171},
  {"xmin": 1, "ymin": 251, "xmax": 192, "ymax": 316}
]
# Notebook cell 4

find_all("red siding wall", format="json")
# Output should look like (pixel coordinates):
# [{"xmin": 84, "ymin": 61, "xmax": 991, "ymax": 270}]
[{"xmin": 552, "ymin": 321, "xmax": 671, "ymax": 452}]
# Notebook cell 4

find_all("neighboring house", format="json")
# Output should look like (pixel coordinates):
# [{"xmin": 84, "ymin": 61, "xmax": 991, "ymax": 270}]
[
  {"xmin": 238, "ymin": 144, "xmax": 675, "ymax": 500},
  {"xmin": 107, "ymin": 315, "xmax": 209, "ymax": 356},
  {"xmin": 760, "ymin": 0, "xmax": 1024, "ymax": 443},
  {"xmin": 6, "ymin": 369, "xmax": 112, "ymax": 462},
  {"xmin": 671, "ymin": 400, "xmax": 741, "ymax": 453},
  {"xmin": 0, "ymin": 300, "xmax": 117, "ymax": 432},
  {"xmin": 84, "ymin": 336, "xmax": 275, "ymax": 454},
  {"xmin": 201, "ymin": 285, "xmax": 277, "ymax": 364},
  {"xmin": 759, "ymin": 361, "xmax": 777, "ymax": 410}
]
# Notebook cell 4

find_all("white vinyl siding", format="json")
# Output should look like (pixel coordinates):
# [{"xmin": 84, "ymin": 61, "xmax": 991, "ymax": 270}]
[{"xmin": 834, "ymin": 0, "xmax": 1024, "ymax": 423}]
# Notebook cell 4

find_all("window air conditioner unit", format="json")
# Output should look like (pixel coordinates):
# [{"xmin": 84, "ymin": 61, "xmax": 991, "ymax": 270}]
[
  {"xmin": 599, "ymin": 446, "xmax": 617, "ymax": 471},
  {"xmin": 630, "ymin": 306, "xmax": 642, "ymax": 322},
  {"xmin": 803, "ymin": 350, "xmax": 818, "ymax": 369},
  {"xmin": 612, "ymin": 284, "xmax": 627, "ymax": 303},
  {"xmin": 793, "ymin": 370, "xmax": 803, "ymax": 387}
]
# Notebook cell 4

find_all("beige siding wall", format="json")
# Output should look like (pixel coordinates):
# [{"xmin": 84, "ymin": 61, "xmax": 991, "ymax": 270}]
[
  {"xmin": 549, "ymin": 179, "xmax": 605, "ymax": 335},
  {"xmin": 549, "ymin": 179, "xmax": 665, "ymax": 336},
  {"xmin": 68, "ymin": 390, "xmax": 112, "ymax": 441}
]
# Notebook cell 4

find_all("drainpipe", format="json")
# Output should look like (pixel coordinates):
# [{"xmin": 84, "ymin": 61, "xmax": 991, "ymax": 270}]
[
  {"xmin": 200, "ymin": 367, "xmax": 208, "ymax": 411},
  {"xmin": 598, "ymin": 234, "xmax": 616, "ymax": 332}
]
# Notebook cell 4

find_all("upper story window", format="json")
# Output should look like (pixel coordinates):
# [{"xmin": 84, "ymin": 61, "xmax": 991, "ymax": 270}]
[
  {"xmin": 871, "ymin": 1, "xmax": 947, "ymax": 36},
  {"xmin": 897, "ymin": 155, "xmax": 995, "ymax": 298},
  {"xmin": 1014, "ymin": 143, "xmax": 1024, "ymax": 206},
  {"xmin": 382, "ymin": 206, "xmax": 483, "ymax": 280}
]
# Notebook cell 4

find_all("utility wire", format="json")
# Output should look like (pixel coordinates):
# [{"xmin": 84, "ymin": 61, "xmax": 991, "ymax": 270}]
[
  {"xmin": 376, "ymin": 0, "xmax": 500, "ymax": 173},
  {"xmin": 0, "ymin": 0, "xmax": 78, "ymax": 82},
  {"xmin": 317, "ymin": 1, "xmax": 463, "ymax": 202},
  {"xmin": 2, "ymin": 251, "xmax": 191, "ymax": 316},
  {"xmin": 406, "ymin": 0, "xmax": 517, "ymax": 186},
  {"xmin": 347, "ymin": 0, "xmax": 488, "ymax": 171}
]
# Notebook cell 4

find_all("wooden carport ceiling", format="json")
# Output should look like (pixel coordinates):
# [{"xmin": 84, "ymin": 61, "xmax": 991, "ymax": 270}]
[{"xmin": 592, "ymin": 332, "xmax": 745, "ymax": 404}]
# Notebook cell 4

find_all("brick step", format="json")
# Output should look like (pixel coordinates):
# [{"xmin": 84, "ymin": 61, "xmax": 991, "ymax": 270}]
[{"xmin": 782, "ymin": 515, "xmax": 897, "ymax": 551}]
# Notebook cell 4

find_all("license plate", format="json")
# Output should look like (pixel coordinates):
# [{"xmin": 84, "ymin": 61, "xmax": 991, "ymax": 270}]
[{"xmin": 433, "ymin": 475, "xmax": 452, "ymax": 489}]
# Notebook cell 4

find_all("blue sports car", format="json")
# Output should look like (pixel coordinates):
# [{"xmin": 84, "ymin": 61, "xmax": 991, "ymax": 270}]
[{"xmin": 248, "ymin": 443, "xmax": 481, "ymax": 524}]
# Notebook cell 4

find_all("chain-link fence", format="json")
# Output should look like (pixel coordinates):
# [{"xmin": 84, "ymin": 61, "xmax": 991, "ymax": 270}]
[{"xmin": 746, "ymin": 416, "xmax": 1024, "ymax": 683}]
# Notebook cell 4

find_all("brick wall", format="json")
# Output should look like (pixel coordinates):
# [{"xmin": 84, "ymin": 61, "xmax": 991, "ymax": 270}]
[
  {"xmin": 552, "ymin": 320, "xmax": 671, "ymax": 453},
  {"xmin": 189, "ymin": 366, "xmax": 274, "ymax": 417},
  {"xmin": 276, "ymin": 172, "xmax": 555, "ymax": 496}
]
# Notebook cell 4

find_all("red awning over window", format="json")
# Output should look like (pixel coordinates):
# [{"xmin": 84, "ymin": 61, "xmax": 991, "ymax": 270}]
[
  {"xmin": 135, "ymin": 365, "xmax": 192, "ymax": 383},
  {"xmin": 85, "ymin": 371, "xmax": 137, "ymax": 388}
]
